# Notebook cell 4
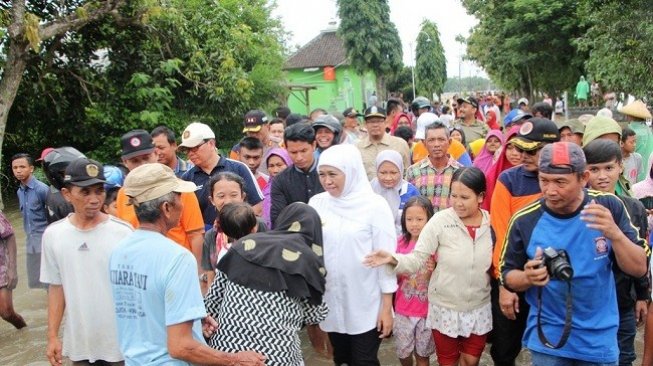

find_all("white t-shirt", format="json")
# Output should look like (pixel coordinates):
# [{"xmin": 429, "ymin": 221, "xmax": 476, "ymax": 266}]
[
  {"xmin": 623, "ymin": 152, "xmax": 643, "ymax": 187},
  {"xmin": 41, "ymin": 215, "xmax": 133, "ymax": 362}
]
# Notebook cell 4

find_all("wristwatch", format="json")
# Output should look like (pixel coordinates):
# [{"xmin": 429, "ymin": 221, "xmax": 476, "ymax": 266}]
[{"xmin": 199, "ymin": 273, "xmax": 208, "ymax": 282}]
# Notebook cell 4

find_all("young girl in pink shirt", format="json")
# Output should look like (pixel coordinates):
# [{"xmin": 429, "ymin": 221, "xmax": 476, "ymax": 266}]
[{"xmin": 393, "ymin": 196, "xmax": 435, "ymax": 366}]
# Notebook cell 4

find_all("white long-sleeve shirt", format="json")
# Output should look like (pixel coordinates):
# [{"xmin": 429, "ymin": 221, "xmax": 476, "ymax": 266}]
[{"xmin": 309, "ymin": 194, "xmax": 398, "ymax": 334}]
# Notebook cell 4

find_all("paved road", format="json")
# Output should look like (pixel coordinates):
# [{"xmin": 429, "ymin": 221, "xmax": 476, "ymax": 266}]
[{"xmin": 0, "ymin": 204, "xmax": 647, "ymax": 365}]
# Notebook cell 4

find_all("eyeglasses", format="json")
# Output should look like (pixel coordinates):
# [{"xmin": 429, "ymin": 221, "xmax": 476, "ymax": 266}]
[{"xmin": 181, "ymin": 140, "xmax": 208, "ymax": 154}]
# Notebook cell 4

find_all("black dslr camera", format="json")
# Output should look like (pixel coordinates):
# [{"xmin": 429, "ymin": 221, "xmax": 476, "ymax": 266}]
[{"xmin": 541, "ymin": 247, "xmax": 573, "ymax": 282}]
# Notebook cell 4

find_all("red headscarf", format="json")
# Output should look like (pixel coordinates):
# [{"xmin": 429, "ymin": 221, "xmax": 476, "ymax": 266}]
[{"xmin": 389, "ymin": 112, "xmax": 412, "ymax": 135}]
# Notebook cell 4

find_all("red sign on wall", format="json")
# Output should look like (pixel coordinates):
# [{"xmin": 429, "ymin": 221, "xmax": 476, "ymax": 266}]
[{"xmin": 323, "ymin": 66, "xmax": 335, "ymax": 81}]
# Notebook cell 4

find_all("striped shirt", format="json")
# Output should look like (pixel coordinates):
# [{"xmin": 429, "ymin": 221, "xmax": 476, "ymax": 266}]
[
  {"xmin": 205, "ymin": 270, "xmax": 328, "ymax": 366},
  {"xmin": 405, "ymin": 157, "xmax": 462, "ymax": 212}
]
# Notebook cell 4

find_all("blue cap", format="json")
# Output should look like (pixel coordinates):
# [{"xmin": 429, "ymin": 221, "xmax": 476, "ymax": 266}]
[
  {"xmin": 503, "ymin": 109, "xmax": 518, "ymax": 125},
  {"xmin": 103, "ymin": 165, "xmax": 124, "ymax": 190},
  {"xmin": 504, "ymin": 109, "xmax": 532, "ymax": 126}
]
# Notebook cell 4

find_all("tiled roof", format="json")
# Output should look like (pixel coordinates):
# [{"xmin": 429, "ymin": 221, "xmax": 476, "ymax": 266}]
[{"xmin": 284, "ymin": 30, "xmax": 349, "ymax": 70}]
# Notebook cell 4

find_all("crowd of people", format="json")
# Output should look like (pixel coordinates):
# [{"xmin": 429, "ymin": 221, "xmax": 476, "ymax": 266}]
[{"xmin": 1, "ymin": 92, "xmax": 653, "ymax": 366}]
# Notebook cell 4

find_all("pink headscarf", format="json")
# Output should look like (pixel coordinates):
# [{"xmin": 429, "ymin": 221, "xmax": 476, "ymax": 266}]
[
  {"xmin": 482, "ymin": 125, "xmax": 521, "ymax": 211},
  {"xmin": 262, "ymin": 148, "xmax": 293, "ymax": 228},
  {"xmin": 473, "ymin": 130, "xmax": 505, "ymax": 174}
]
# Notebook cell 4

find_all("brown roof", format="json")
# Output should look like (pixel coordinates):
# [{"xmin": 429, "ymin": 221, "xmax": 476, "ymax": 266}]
[{"xmin": 284, "ymin": 30, "xmax": 349, "ymax": 70}]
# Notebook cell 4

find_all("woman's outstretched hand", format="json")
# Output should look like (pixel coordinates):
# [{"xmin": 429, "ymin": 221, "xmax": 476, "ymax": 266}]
[{"xmin": 363, "ymin": 250, "xmax": 396, "ymax": 267}]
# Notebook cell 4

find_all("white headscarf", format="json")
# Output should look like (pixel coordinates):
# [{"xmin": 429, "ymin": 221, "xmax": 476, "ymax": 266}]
[
  {"xmin": 317, "ymin": 144, "xmax": 377, "ymax": 214},
  {"xmin": 370, "ymin": 150, "xmax": 403, "ymax": 223},
  {"xmin": 317, "ymin": 144, "xmax": 396, "ymax": 241}
]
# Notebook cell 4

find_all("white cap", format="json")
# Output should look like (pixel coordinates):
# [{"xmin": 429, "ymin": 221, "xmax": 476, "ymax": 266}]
[
  {"xmin": 518, "ymin": 97, "xmax": 529, "ymax": 106},
  {"xmin": 179, "ymin": 122, "xmax": 215, "ymax": 148},
  {"xmin": 596, "ymin": 108, "xmax": 613, "ymax": 119},
  {"xmin": 415, "ymin": 112, "xmax": 440, "ymax": 140}
]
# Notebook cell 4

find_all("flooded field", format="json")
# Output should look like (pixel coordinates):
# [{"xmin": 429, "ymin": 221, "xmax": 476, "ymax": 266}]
[{"xmin": 0, "ymin": 203, "xmax": 646, "ymax": 365}]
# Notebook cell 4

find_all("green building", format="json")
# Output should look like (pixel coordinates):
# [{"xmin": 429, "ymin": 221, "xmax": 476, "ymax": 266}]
[{"xmin": 284, "ymin": 25, "xmax": 377, "ymax": 116}]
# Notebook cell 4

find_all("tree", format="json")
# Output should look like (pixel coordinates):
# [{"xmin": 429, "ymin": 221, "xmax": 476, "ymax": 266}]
[
  {"xmin": 1, "ymin": 0, "xmax": 286, "ymax": 203},
  {"xmin": 576, "ymin": 0, "xmax": 653, "ymax": 98},
  {"xmin": 0, "ymin": 1, "xmax": 138, "ymax": 208},
  {"xmin": 415, "ymin": 20, "xmax": 446, "ymax": 101},
  {"xmin": 337, "ymin": 0, "xmax": 403, "ymax": 101},
  {"xmin": 462, "ymin": 0, "xmax": 586, "ymax": 100},
  {"xmin": 75, "ymin": 0, "xmax": 286, "ymax": 159},
  {"xmin": 386, "ymin": 66, "xmax": 414, "ymax": 102},
  {"xmin": 444, "ymin": 76, "xmax": 493, "ymax": 93}
]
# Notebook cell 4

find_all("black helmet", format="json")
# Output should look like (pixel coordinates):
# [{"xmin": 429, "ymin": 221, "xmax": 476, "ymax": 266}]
[
  {"xmin": 411, "ymin": 96, "xmax": 431, "ymax": 111},
  {"xmin": 312, "ymin": 115, "xmax": 342, "ymax": 148},
  {"xmin": 43, "ymin": 147, "xmax": 86, "ymax": 190}
]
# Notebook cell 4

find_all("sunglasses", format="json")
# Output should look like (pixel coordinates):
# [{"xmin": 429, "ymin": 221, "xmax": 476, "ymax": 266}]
[
  {"xmin": 515, "ymin": 146, "xmax": 540, "ymax": 156},
  {"xmin": 180, "ymin": 140, "xmax": 208, "ymax": 154}
]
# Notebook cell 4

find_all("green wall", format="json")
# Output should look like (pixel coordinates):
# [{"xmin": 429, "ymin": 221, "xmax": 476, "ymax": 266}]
[{"xmin": 285, "ymin": 67, "xmax": 376, "ymax": 116}]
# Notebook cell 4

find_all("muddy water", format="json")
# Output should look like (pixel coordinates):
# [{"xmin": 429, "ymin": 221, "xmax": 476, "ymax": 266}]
[
  {"xmin": 0, "ymin": 203, "xmax": 645, "ymax": 365},
  {"xmin": 0, "ymin": 205, "xmax": 49, "ymax": 366}
]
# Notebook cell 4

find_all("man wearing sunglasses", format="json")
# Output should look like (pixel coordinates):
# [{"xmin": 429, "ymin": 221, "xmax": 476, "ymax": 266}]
[
  {"xmin": 488, "ymin": 118, "xmax": 560, "ymax": 366},
  {"xmin": 179, "ymin": 122, "xmax": 263, "ymax": 230}
]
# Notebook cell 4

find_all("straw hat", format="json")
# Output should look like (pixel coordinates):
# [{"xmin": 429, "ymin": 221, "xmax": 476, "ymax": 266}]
[{"xmin": 619, "ymin": 100, "xmax": 652, "ymax": 120}]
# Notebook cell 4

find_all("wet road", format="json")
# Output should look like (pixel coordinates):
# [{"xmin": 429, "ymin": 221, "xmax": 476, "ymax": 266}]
[{"xmin": 0, "ymin": 204, "xmax": 646, "ymax": 365}]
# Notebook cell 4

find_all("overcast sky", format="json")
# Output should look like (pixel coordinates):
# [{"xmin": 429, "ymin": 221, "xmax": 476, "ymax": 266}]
[{"xmin": 272, "ymin": 0, "xmax": 485, "ymax": 79}]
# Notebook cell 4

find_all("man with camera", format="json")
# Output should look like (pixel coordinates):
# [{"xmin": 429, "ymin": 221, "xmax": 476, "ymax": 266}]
[{"xmin": 500, "ymin": 142, "xmax": 648, "ymax": 366}]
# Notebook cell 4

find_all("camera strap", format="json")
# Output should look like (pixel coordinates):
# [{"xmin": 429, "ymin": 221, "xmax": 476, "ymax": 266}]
[{"xmin": 536, "ymin": 282, "xmax": 573, "ymax": 349}]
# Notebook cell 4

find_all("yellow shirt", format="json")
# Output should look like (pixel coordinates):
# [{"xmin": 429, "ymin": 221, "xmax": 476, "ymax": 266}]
[{"xmin": 412, "ymin": 139, "xmax": 468, "ymax": 164}]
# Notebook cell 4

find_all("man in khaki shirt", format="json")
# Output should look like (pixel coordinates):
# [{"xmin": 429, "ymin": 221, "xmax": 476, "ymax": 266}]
[
  {"xmin": 356, "ymin": 106, "xmax": 411, "ymax": 180},
  {"xmin": 453, "ymin": 96, "xmax": 488, "ymax": 145}
]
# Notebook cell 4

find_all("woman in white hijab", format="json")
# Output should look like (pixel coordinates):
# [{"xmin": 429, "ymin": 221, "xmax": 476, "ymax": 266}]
[
  {"xmin": 370, "ymin": 150, "xmax": 420, "ymax": 235},
  {"xmin": 309, "ymin": 144, "xmax": 398, "ymax": 366}
]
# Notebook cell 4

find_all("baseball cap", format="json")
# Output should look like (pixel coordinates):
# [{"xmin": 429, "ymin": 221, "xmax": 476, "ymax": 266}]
[
  {"xmin": 539, "ymin": 142, "xmax": 586, "ymax": 174},
  {"xmin": 63, "ymin": 157, "xmax": 106, "ymax": 187},
  {"xmin": 121, "ymin": 130, "xmax": 155, "ymax": 159},
  {"xmin": 103, "ymin": 165, "xmax": 125, "ymax": 190},
  {"xmin": 124, "ymin": 163, "xmax": 197, "ymax": 205},
  {"xmin": 505, "ymin": 109, "xmax": 533, "ymax": 126},
  {"xmin": 179, "ymin": 122, "xmax": 215, "ymax": 148},
  {"xmin": 37, "ymin": 147, "xmax": 54, "ymax": 162},
  {"xmin": 243, "ymin": 110, "xmax": 268, "ymax": 133},
  {"xmin": 456, "ymin": 96, "xmax": 479, "ymax": 109},
  {"xmin": 364, "ymin": 106, "xmax": 386, "ymax": 119},
  {"xmin": 596, "ymin": 108, "xmax": 613, "ymax": 119},
  {"xmin": 556, "ymin": 119, "xmax": 585, "ymax": 135},
  {"xmin": 343, "ymin": 107, "xmax": 363, "ymax": 118},
  {"xmin": 582, "ymin": 116, "xmax": 622, "ymax": 146},
  {"xmin": 578, "ymin": 114, "xmax": 594, "ymax": 125},
  {"xmin": 510, "ymin": 118, "xmax": 560, "ymax": 151},
  {"xmin": 518, "ymin": 97, "xmax": 529, "ymax": 106},
  {"xmin": 274, "ymin": 106, "xmax": 291, "ymax": 119},
  {"xmin": 285, "ymin": 113, "xmax": 305, "ymax": 127}
]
